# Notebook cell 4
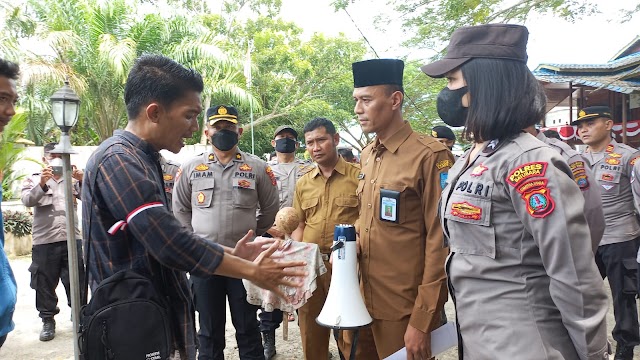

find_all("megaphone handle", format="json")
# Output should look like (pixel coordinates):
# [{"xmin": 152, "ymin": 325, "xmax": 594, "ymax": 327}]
[{"xmin": 334, "ymin": 328, "xmax": 360, "ymax": 360}]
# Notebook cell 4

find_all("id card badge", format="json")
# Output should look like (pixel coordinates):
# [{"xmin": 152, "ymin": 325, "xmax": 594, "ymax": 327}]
[{"xmin": 380, "ymin": 189, "xmax": 400, "ymax": 223}]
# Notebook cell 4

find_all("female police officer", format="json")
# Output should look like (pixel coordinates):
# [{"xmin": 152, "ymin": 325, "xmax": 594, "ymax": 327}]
[{"xmin": 421, "ymin": 24, "xmax": 609, "ymax": 359}]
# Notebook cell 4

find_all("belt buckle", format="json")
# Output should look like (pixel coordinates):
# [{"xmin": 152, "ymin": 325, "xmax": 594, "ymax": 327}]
[{"xmin": 321, "ymin": 253, "xmax": 330, "ymax": 261}]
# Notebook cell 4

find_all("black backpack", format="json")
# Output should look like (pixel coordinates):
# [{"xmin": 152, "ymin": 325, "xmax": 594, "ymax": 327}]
[
  {"xmin": 78, "ymin": 142, "xmax": 172, "ymax": 359},
  {"xmin": 78, "ymin": 270, "xmax": 172, "ymax": 360}
]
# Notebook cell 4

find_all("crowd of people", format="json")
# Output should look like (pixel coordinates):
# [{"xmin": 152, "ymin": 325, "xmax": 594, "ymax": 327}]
[{"xmin": 0, "ymin": 22, "xmax": 639, "ymax": 360}]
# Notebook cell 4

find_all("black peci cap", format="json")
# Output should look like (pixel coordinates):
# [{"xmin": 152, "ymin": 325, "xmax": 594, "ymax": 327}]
[{"xmin": 352, "ymin": 59, "xmax": 404, "ymax": 88}]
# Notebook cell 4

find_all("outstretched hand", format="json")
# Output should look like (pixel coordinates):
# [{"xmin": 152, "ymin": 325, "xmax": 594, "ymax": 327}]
[
  {"xmin": 250, "ymin": 240, "xmax": 307, "ymax": 299},
  {"xmin": 232, "ymin": 230, "xmax": 278, "ymax": 262}
]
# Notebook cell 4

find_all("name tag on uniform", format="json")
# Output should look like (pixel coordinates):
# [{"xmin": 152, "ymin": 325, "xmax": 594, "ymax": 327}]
[{"xmin": 380, "ymin": 189, "xmax": 400, "ymax": 223}]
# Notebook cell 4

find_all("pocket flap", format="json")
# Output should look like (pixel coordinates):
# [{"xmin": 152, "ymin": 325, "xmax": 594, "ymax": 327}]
[
  {"xmin": 622, "ymin": 258, "xmax": 638, "ymax": 271},
  {"xmin": 301, "ymin": 197, "xmax": 318, "ymax": 210},
  {"xmin": 336, "ymin": 196, "xmax": 358, "ymax": 207},
  {"xmin": 193, "ymin": 178, "xmax": 215, "ymax": 191},
  {"xmin": 381, "ymin": 184, "xmax": 407, "ymax": 192}
]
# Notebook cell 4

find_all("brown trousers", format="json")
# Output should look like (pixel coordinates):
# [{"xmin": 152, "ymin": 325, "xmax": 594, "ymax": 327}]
[{"xmin": 339, "ymin": 316, "xmax": 410, "ymax": 359}]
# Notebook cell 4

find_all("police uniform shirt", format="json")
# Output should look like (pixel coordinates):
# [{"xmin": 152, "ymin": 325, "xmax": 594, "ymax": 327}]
[
  {"xmin": 21, "ymin": 174, "xmax": 82, "ymax": 245},
  {"xmin": 583, "ymin": 138, "xmax": 640, "ymax": 246},
  {"xmin": 357, "ymin": 121, "xmax": 452, "ymax": 333},
  {"xmin": 272, "ymin": 159, "xmax": 314, "ymax": 209},
  {"xmin": 536, "ymin": 132, "xmax": 605, "ymax": 252},
  {"xmin": 172, "ymin": 151, "xmax": 279, "ymax": 247},
  {"xmin": 160, "ymin": 156, "xmax": 181, "ymax": 211}
]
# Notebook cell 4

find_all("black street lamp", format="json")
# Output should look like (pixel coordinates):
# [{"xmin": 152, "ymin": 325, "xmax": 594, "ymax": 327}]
[{"xmin": 49, "ymin": 80, "xmax": 81, "ymax": 360}]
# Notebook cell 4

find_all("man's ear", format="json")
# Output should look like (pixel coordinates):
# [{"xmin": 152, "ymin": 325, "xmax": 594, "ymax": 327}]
[
  {"xmin": 271, "ymin": 139, "xmax": 276, "ymax": 148},
  {"xmin": 333, "ymin": 133, "xmax": 341, "ymax": 146},
  {"xmin": 238, "ymin": 127, "xmax": 244, "ymax": 137},
  {"xmin": 145, "ymin": 103, "xmax": 162, "ymax": 124},
  {"xmin": 204, "ymin": 128, "xmax": 209, "ymax": 138},
  {"xmin": 391, "ymin": 91, "xmax": 404, "ymax": 110}
]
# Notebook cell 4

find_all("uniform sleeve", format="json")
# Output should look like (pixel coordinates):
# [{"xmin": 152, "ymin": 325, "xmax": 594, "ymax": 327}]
[
  {"xmin": 172, "ymin": 163, "xmax": 194, "ymax": 232},
  {"xmin": 293, "ymin": 179, "xmax": 306, "ymax": 224},
  {"xmin": 21, "ymin": 175, "xmax": 51, "ymax": 207},
  {"xmin": 568, "ymin": 155, "xmax": 604, "ymax": 253},
  {"xmin": 505, "ymin": 151, "xmax": 609, "ymax": 359},
  {"xmin": 97, "ymin": 152, "xmax": 225, "ymax": 276},
  {"xmin": 255, "ymin": 163, "xmax": 279, "ymax": 235},
  {"xmin": 409, "ymin": 149, "xmax": 452, "ymax": 333},
  {"xmin": 631, "ymin": 160, "xmax": 640, "ymax": 215}
]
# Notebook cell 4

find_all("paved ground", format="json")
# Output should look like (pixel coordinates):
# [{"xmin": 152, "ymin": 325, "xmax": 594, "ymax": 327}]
[{"xmin": 0, "ymin": 256, "xmax": 637, "ymax": 359}]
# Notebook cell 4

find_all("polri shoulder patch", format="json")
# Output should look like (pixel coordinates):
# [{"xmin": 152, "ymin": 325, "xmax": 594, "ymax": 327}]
[
  {"xmin": 506, "ymin": 162, "xmax": 548, "ymax": 188},
  {"xmin": 266, "ymin": 166, "xmax": 277, "ymax": 186}
]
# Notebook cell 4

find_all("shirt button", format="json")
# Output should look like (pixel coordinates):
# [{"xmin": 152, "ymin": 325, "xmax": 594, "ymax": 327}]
[
  {"xmin": 370, "ymin": 179, "xmax": 375, "ymax": 184},
  {"xmin": 365, "ymin": 228, "xmax": 369, "ymax": 232},
  {"xmin": 367, "ymin": 204, "xmax": 372, "ymax": 208},
  {"xmin": 375, "ymin": 157, "xmax": 381, "ymax": 162}
]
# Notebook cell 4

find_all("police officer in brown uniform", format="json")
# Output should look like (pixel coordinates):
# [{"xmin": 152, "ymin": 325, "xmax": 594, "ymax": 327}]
[
  {"xmin": 422, "ymin": 23, "xmax": 609, "ymax": 359},
  {"xmin": 172, "ymin": 105, "xmax": 279, "ymax": 360},
  {"xmin": 523, "ymin": 126, "xmax": 605, "ymax": 253},
  {"xmin": 259, "ymin": 125, "xmax": 313, "ymax": 359},
  {"xmin": 344, "ymin": 59, "xmax": 453, "ymax": 360},
  {"xmin": 574, "ymin": 106, "xmax": 640, "ymax": 360}
]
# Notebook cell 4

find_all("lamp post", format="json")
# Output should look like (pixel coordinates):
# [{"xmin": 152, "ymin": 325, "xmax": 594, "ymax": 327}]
[{"xmin": 49, "ymin": 80, "xmax": 81, "ymax": 360}]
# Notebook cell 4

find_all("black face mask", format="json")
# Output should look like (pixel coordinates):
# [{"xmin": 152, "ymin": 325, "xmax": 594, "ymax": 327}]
[
  {"xmin": 274, "ymin": 138, "xmax": 297, "ymax": 154},
  {"xmin": 211, "ymin": 129, "xmax": 238, "ymax": 151},
  {"xmin": 436, "ymin": 86, "xmax": 469, "ymax": 127}
]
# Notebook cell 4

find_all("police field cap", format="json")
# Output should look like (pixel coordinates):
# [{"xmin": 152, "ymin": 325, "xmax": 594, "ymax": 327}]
[
  {"xmin": 570, "ymin": 106, "xmax": 613, "ymax": 126},
  {"xmin": 207, "ymin": 105, "xmax": 238, "ymax": 126},
  {"xmin": 420, "ymin": 24, "xmax": 529, "ymax": 78},
  {"xmin": 432, "ymin": 126, "xmax": 456, "ymax": 140},
  {"xmin": 352, "ymin": 59, "xmax": 404, "ymax": 88},
  {"xmin": 274, "ymin": 125, "xmax": 298, "ymax": 139}
]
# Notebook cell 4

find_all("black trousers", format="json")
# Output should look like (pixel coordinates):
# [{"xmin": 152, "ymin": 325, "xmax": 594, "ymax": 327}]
[
  {"xmin": 192, "ymin": 275, "xmax": 263, "ymax": 360},
  {"xmin": 0, "ymin": 334, "xmax": 6, "ymax": 348},
  {"xmin": 29, "ymin": 241, "xmax": 85, "ymax": 320},
  {"xmin": 595, "ymin": 239, "xmax": 640, "ymax": 347},
  {"xmin": 258, "ymin": 309, "xmax": 283, "ymax": 332}
]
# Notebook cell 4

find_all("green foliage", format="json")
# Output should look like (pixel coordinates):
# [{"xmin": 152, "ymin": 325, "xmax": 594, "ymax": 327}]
[
  {"xmin": 0, "ymin": 111, "xmax": 30, "ymax": 200},
  {"xmin": 2, "ymin": 210, "xmax": 33, "ymax": 238}
]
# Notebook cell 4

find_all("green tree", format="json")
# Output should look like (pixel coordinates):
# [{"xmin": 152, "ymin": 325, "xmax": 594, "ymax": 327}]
[{"xmin": 0, "ymin": 111, "xmax": 36, "ymax": 200}]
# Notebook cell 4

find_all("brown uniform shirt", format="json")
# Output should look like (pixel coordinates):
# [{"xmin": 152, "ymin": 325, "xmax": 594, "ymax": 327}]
[
  {"xmin": 293, "ymin": 157, "xmax": 360, "ymax": 253},
  {"xmin": 357, "ymin": 121, "xmax": 452, "ymax": 333}
]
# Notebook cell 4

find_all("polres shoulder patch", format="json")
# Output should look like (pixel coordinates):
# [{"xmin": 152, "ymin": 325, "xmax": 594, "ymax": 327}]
[{"xmin": 506, "ymin": 162, "xmax": 548, "ymax": 187}]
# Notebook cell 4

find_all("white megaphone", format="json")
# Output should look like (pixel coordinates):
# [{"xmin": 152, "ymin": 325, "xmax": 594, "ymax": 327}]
[{"xmin": 316, "ymin": 224, "xmax": 372, "ymax": 329}]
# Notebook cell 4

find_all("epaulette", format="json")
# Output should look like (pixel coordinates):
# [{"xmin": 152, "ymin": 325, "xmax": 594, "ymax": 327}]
[
  {"xmin": 298, "ymin": 164, "xmax": 315, "ymax": 177},
  {"xmin": 165, "ymin": 158, "xmax": 181, "ymax": 167},
  {"xmin": 416, "ymin": 134, "xmax": 448, "ymax": 152}
]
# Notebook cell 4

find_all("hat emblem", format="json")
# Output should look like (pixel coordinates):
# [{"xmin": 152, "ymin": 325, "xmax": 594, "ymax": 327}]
[
  {"xmin": 218, "ymin": 106, "xmax": 228, "ymax": 115},
  {"xmin": 578, "ymin": 110, "xmax": 586, "ymax": 117},
  {"xmin": 431, "ymin": 130, "xmax": 438, "ymax": 137}
]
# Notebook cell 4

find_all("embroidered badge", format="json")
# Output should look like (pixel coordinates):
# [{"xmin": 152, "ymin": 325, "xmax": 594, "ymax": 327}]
[
  {"xmin": 235, "ymin": 153, "xmax": 242, "ymax": 160},
  {"xmin": 239, "ymin": 163, "xmax": 252, "ymax": 171},
  {"xmin": 436, "ymin": 159, "xmax": 453, "ymax": 170},
  {"xmin": 606, "ymin": 144, "xmax": 614, "ymax": 153},
  {"xmin": 440, "ymin": 173, "xmax": 448, "ymax": 189},
  {"xmin": 522, "ymin": 187, "xmax": 555, "ymax": 218},
  {"xmin": 471, "ymin": 164, "xmax": 488, "ymax": 177},
  {"xmin": 432, "ymin": 130, "xmax": 438, "ymax": 137},
  {"xmin": 266, "ymin": 166, "xmax": 277, "ymax": 186},
  {"xmin": 451, "ymin": 202, "xmax": 482, "ymax": 220},
  {"xmin": 197, "ymin": 192, "xmax": 205, "ymax": 204},
  {"xmin": 163, "ymin": 174, "xmax": 173, "ymax": 181},
  {"xmin": 208, "ymin": 153, "xmax": 215, "ymax": 161},
  {"xmin": 574, "ymin": 174, "xmax": 589, "ymax": 190},
  {"xmin": 609, "ymin": 153, "xmax": 622, "ymax": 158},
  {"xmin": 632, "ymin": 156, "xmax": 640, "ymax": 166},
  {"xmin": 175, "ymin": 167, "xmax": 183, "ymax": 181},
  {"xmin": 602, "ymin": 184, "xmax": 614, "ymax": 191},
  {"xmin": 515, "ymin": 178, "xmax": 548, "ymax": 195},
  {"xmin": 601, "ymin": 173, "xmax": 614, "ymax": 182},
  {"xmin": 506, "ymin": 162, "xmax": 548, "ymax": 187},
  {"xmin": 605, "ymin": 157, "xmax": 620, "ymax": 165},
  {"xmin": 237, "ymin": 179, "xmax": 251, "ymax": 188},
  {"xmin": 218, "ymin": 106, "xmax": 228, "ymax": 115},
  {"xmin": 195, "ymin": 164, "xmax": 209, "ymax": 171}
]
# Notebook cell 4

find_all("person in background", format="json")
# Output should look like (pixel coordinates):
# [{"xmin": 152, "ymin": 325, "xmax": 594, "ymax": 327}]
[
  {"xmin": 160, "ymin": 155, "xmax": 180, "ymax": 212},
  {"xmin": 542, "ymin": 129, "xmax": 563, "ymax": 141},
  {"xmin": 342, "ymin": 58, "xmax": 453, "ymax": 360},
  {"xmin": 291, "ymin": 117, "xmax": 360, "ymax": 360},
  {"xmin": 173, "ymin": 105, "xmax": 279, "ymax": 360},
  {"xmin": 82, "ymin": 55, "xmax": 305, "ymax": 360},
  {"xmin": 0, "ymin": 58, "xmax": 19, "ymax": 349},
  {"xmin": 421, "ymin": 23, "xmax": 609, "ymax": 359},
  {"xmin": 337, "ymin": 147, "xmax": 356, "ymax": 163},
  {"xmin": 21, "ymin": 142, "xmax": 86, "ymax": 341},
  {"xmin": 574, "ymin": 105, "xmax": 640, "ymax": 360},
  {"xmin": 260, "ymin": 124, "xmax": 314, "ymax": 359}
]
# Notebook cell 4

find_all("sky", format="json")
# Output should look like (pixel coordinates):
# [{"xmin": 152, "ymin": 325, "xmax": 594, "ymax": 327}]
[{"xmin": 278, "ymin": 0, "xmax": 640, "ymax": 70}]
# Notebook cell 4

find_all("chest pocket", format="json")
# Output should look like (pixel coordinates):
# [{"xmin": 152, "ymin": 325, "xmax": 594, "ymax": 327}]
[
  {"xmin": 233, "ymin": 178, "xmax": 258, "ymax": 208},
  {"xmin": 595, "ymin": 166, "xmax": 622, "ymax": 196},
  {"xmin": 192, "ymin": 178, "xmax": 214, "ymax": 208},
  {"xmin": 378, "ymin": 184, "xmax": 407, "ymax": 225},
  {"xmin": 334, "ymin": 195, "xmax": 359, "ymax": 222},
  {"xmin": 443, "ymin": 184, "xmax": 496, "ymax": 259}
]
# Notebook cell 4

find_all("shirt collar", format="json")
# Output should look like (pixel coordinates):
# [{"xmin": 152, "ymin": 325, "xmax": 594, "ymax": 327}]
[
  {"xmin": 310, "ymin": 156, "xmax": 347, "ymax": 178},
  {"xmin": 116, "ymin": 130, "xmax": 160, "ymax": 161},
  {"xmin": 377, "ymin": 121, "xmax": 413, "ymax": 154}
]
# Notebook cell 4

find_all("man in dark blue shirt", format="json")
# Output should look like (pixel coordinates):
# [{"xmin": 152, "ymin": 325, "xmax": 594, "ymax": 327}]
[{"xmin": 82, "ymin": 55, "xmax": 305, "ymax": 359}]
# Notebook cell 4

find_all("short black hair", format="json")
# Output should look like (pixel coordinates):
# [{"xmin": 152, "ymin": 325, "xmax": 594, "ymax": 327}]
[
  {"xmin": 0, "ymin": 59, "xmax": 19, "ymax": 80},
  {"xmin": 44, "ymin": 142, "xmax": 58, "ymax": 153},
  {"xmin": 303, "ymin": 117, "xmax": 337, "ymax": 136},
  {"xmin": 461, "ymin": 58, "xmax": 545, "ymax": 142},
  {"xmin": 338, "ymin": 148, "xmax": 355, "ymax": 161},
  {"xmin": 542, "ymin": 129, "xmax": 562, "ymax": 141},
  {"xmin": 124, "ymin": 54, "xmax": 204, "ymax": 119}
]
